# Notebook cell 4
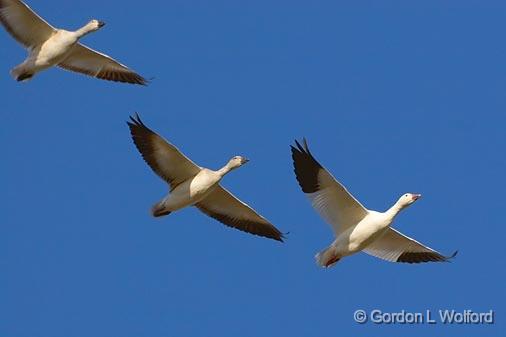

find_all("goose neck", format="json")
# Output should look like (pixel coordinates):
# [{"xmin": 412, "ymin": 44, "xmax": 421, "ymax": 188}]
[
  {"xmin": 385, "ymin": 202, "xmax": 403, "ymax": 220},
  {"xmin": 217, "ymin": 162, "xmax": 234, "ymax": 177},
  {"xmin": 75, "ymin": 24, "xmax": 95, "ymax": 38}
]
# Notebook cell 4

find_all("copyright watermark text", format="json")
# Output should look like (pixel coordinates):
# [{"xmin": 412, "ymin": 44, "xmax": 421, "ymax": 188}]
[{"xmin": 353, "ymin": 309, "xmax": 495, "ymax": 325}]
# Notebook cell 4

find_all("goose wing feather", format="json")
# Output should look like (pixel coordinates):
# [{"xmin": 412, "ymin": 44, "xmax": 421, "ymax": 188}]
[
  {"xmin": 127, "ymin": 114, "xmax": 201, "ymax": 189},
  {"xmin": 59, "ymin": 43, "xmax": 147, "ymax": 85},
  {"xmin": 196, "ymin": 185, "xmax": 284, "ymax": 242},
  {"xmin": 363, "ymin": 228, "xmax": 458, "ymax": 263},
  {"xmin": 0, "ymin": 0, "xmax": 55, "ymax": 48},
  {"xmin": 291, "ymin": 139, "xmax": 368, "ymax": 235}
]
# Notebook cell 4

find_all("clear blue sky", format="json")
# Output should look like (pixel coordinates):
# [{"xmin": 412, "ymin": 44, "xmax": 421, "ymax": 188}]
[{"xmin": 1, "ymin": 1, "xmax": 505, "ymax": 336}]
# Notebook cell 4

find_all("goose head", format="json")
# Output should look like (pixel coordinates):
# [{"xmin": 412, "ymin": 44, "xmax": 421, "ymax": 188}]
[
  {"xmin": 227, "ymin": 156, "xmax": 250, "ymax": 170},
  {"xmin": 397, "ymin": 193, "xmax": 422, "ymax": 208},
  {"xmin": 86, "ymin": 19, "xmax": 106, "ymax": 32}
]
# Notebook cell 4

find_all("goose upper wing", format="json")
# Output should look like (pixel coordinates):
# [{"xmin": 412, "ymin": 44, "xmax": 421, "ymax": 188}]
[
  {"xmin": 291, "ymin": 139, "xmax": 368, "ymax": 235},
  {"xmin": 0, "ymin": 0, "xmax": 55, "ymax": 48},
  {"xmin": 58, "ymin": 43, "xmax": 147, "ymax": 85},
  {"xmin": 363, "ymin": 228, "xmax": 457, "ymax": 263},
  {"xmin": 127, "ymin": 114, "xmax": 201, "ymax": 189},
  {"xmin": 196, "ymin": 185, "xmax": 284, "ymax": 242}
]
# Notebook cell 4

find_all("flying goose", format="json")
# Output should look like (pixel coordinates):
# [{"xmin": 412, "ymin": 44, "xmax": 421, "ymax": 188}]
[
  {"xmin": 127, "ymin": 114, "xmax": 284, "ymax": 242},
  {"xmin": 0, "ymin": 0, "xmax": 146, "ymax": 84},
  {"xmin": 291, "ymin": 139, "xmax": 457, "ymax": 267}
]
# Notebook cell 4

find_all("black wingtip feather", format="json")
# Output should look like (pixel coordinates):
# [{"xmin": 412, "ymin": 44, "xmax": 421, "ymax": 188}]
[
  {"xmin": 139, "ymin": 77, "xmax": 149, "ymax": 86},
  {"xmin": 133, "ymin": 112, "xmax": 142, "ymax": 124},
  {"xmin": 303, "ymin": 137, "xmax": 310, "ymax": 152},
  {"xmin": 291, "ymin": 138, "xmax": 323, "ymax": 193},
  {"xmin": 448, "ymin": 250, "xmax": 458, "ymax": 260},
  {"xmin": 294, "ymin": 139, "xmax": 304, "ymax": 153},
  {"xmin": 127, "ymin": 113, "xmax": 149, "ymax": 130},
  {"xmin": 397, "ymin": 249, "xmax": 458, "ymax": 264}
]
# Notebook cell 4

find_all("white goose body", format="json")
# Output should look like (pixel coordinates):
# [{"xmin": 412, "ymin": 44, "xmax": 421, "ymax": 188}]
[
  {"xmin": 333, "ymin": 211, "xmax": 391, "ymax": 256},
  {"xmin": 127, "ymin": 114, "xmax": 284, "ymax": 242},
  {"xmin": 0, "ymin": 0, "xmax": 146, "ymax": 84},
  {"xmin": 18, "ymin": 29, "xmax": 80, "ymax": 75},
  {"xmin": 291, "ymin": 139, "xmax": 457, "ymax": 267},
  {"xmin": 161, "ymin": 169, "xmax": 223, "ymax": 213}
]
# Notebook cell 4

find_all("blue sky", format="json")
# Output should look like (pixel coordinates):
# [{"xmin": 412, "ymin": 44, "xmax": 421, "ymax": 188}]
[{"xmin": 1, "ymin": 1, "xmax": 505, "ymax": 336}]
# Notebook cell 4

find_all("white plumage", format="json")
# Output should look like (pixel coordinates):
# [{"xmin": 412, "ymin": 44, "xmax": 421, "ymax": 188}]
[
  {"xmin": 0, "ymin": 0, "xmax": 146, "ymax": 84},
  {"xmin": 127, "ymin": 114, "xmax": 284, "ymax": 242},
  {"xmin": 291, "ymin": 139, "xmax": 456, "ymax": 267}
]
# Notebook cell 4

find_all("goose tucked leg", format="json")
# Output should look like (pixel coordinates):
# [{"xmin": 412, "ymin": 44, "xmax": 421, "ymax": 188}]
[
  {"xmin": 151, "ymin": 200, "xmax": 172, "ymax": 217},
  {"xmin": 16, "ymin": 72, "xmax": 34, "ymax": 81},
  {"xmin": 10, "ymin": 62, "xmax": 35, "ymax": 81}
]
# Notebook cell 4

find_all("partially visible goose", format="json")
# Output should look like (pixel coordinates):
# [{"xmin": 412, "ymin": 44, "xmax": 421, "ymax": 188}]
[
  {"xmin": 127, "ymin": 114, "xmax": 284, "ymax": 242},
  {"xmin": 291, "ymin": 139, "xmax": 456, "ymax": 267},
  {"xmin": 0, "ymin": 0, "xmax": 146, "ymax": 84}
]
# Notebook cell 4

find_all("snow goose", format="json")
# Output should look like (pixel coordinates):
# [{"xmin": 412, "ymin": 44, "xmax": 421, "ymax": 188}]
[
  {"xmin": 291, "ymin": 139, "xmax": 457, "ymax": 267},
  {"xmin": 0, "ymin": 0, "xmax": 146, "ymax": 84},
  {"xmin": 127, "ymin": 114, "xmax": 284, "ymax": 242}
]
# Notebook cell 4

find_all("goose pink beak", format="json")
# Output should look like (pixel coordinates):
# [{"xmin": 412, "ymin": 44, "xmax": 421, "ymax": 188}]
[{"xmin": 412, "ymin": 194, "xmax": 422, "ymax": 201}]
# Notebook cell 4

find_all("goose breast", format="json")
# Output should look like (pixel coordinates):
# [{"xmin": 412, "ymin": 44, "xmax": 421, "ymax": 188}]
[
  {"xmin": 189, "ymin": 169, "xmax": 222, "ymax": 199},
  {"xmin": 163, "ymin": 170, "xmax": 221, "ymax": 212},
  {"xmin": 337, "ymin": 212, "xmax": 392, "ymax": 253},
  {"xmin": 33, "ymin": 31, "xmax": 77, "ymax": 67}
]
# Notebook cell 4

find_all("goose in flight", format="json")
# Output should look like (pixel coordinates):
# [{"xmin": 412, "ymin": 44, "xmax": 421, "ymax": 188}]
[
  {"xmin": 127, "ymin": 114, "xmax": 284, "ymax": 242},
  {"xmin": 0, "ymin": 0, "xmax": 146, "ymax": 84},
  {"xmin": 291, "ymin": 139, "xmax": 457, "ymax": 267}
]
